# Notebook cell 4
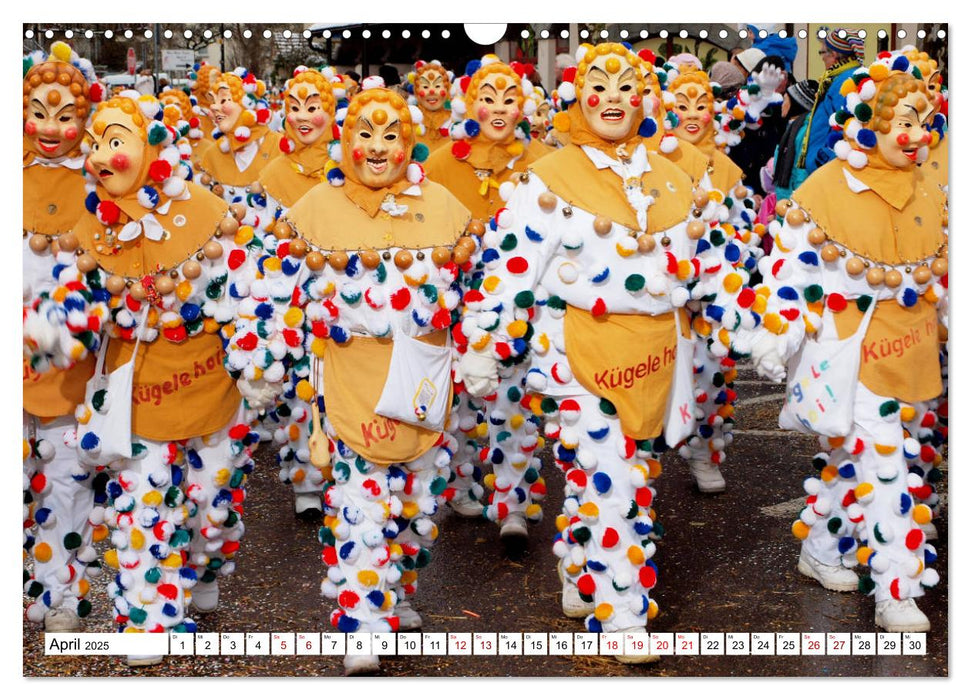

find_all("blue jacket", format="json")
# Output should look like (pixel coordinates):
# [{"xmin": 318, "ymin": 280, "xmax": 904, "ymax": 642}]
[{"xmin": 796, "ymin": 60, "xmax": 860, "ymax": 174}]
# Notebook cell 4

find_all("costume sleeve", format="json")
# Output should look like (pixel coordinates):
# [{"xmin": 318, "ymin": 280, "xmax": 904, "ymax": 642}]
[
  {"xmin": 806, "ymin": 81, "xmax": 847, "ymax": 171},
  {"xmin": 457, "ymin": 174, "xmax": 561, "ymax": 365}
]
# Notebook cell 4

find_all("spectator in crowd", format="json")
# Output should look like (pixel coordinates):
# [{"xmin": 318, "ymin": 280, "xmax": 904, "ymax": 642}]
[
  {"xmin": 728, "ymin": 55, "xmax": 789, "ymax": 195},
  {"xmin": 732, "ymin": 47, "xmax": 765, "ymax": 80}
]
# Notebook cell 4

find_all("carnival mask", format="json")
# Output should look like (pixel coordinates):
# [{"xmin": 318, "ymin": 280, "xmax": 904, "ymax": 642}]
[
  {"xmin": 348, "ymin": 99, "xmax": 410, "ymax": 188},
  {"xmin": 875, "ymin": 89, "xmax": 934, "ymax": 169},
  {"xmin": 578, "ymin": 53, "xmax": 642, "ymax": 141},
  {"xmin": 672, "ymin": 82, "xmax": 713, "ymax": 145},
  {"xmin": 86, "ymin": 107, "xmax": 146, "ymax": 198},
  {"xmin": 24, "ymin": 82, "xmax": 85, "ymax": 159},
  {"xmin": 286, "ymin": 84, "xmax": 331, "ymax": 146},
  {"xmin": 416, "ymin": 68, "xmax": 448, "ymax": 112},
  {"xmin": 472, "ymin": 72, "xmax": 520, "ymax": 142},
  {"xmin": 207, "ymin": 82, "xmax": 242, "ymax": 134}
]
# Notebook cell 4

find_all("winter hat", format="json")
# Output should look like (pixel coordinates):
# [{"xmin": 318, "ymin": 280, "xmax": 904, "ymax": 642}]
[
  {"xmin": 735, "ymin": 48, "xmax": 766, "ymax": 74},
  {"xmin": 668, "ymin": 53, "xmax": 702, "ymax": 71},
  {"xmin": 821, "ymin": 28, "xmax": 865, "ymax": 62},
  {"xmin": 709, "ymin": 61, "xmax": 745, "ymax": 93},
  {"xmin": 787, "ymin": 79, "xmax": 819, "ymax": 112}
]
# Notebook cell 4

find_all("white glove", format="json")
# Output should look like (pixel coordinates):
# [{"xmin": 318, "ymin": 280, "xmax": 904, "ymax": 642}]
[
  {"xmin": 752, "ymin": 64, "xmax": 785, "ymax": 96},
  {"xmin": 750, "ymin": 333, "xmax": 786, "ymax": 384},
  {"xmin": 236, "ymin": 377, "xmax": 283, "ymax": 412},
  {"xmin": 457, "ymin": 348, "xmax": 499, "ymax": 397}
]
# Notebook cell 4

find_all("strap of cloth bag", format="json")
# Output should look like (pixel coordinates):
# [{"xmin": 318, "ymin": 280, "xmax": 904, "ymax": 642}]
[
  {"xmin": 818, "ymin": 295, "xmax": 878, "ymax": 343},
  {"xmin": 92, "ymin": 304, "xmax": 151, "ymax": 380}
]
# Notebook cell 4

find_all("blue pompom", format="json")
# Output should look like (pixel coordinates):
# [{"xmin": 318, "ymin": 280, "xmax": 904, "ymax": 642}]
[
  {"xmin": 592, "ymin": 472, "xmax": 612, "ymax": 494},
  {"xmin": 892, "ymin": 55, "xmax": 910, "ymax": 72},
  {"xmin": 901, "ymin": 287, "xmax": 918, "ymax": 307},
  {"xmin": 778, "ymin": 286, "xmax": 799, "ymax": 301},
  {"xmin": 465, "ymin": 60, "xmax": 482, "ymax": 77},
  {"xmin": 366, "ymin": 590, "xmax": 385, "ymax": 607},
  {"xmin": 857, "ymin": 128, "xmax": 877, "ymax": 148},
  {"xmin": 899, "ymin": 493, "xmax": 913, "ymax": 515},
  {"xmin": 587, "ymin": 617, "xmax": 603, "ymax": 633},
  {"xmin": 85, "ymin": 191, "xmax": 100, "ymax": 214},
  {"xmin": 464, "ymin": 118, "xmax": 480, "ymax": 138},
  {"xmin": 525, "ymin": 225, "xmax": 543, "ymax": 242},
  {"xmin": 490, "ymin": 448, "xmax": 504, "ymax": 465},
  {"xmin": 586, "ymin": 559, "xmax": 607, "ymax": 572},
  {"xmin": 838, "ymin": 536, "xmax": 856, "ymax": 554},
  {"xmin": 140, "ymin": 186, "xmax": 160, "ymax": 208},
  {"xmin": 838, "ymin": 463, "xmax": 856, "ymax": 479},
  {"xmin": 326, "ymin": 167, "xmax": 344, "ymax": 184},
  {"xmin": 337, "ymin": 614, "xmax": 360, "ymax": 633},
  {"xmin": 339, "ymin": 542, "xmax": 356, "ymax": 560},
  {"xmin": 798, "ymin": 251, "xmax": 820, "ymax": 266},
  {"xmin": 637, "ymin": 118, "xmax": 657, "ymax": 138},
  {"xmin": 706, "ymin": 305, "xmax": 725, "ymax": 323},
  {"xmin": 79, "ymin": 432, "xmax": 100, "ymax": 451},
  {"xmin": 725, "ymin": 243, "xmax": 741, "ymax": 263},
  {"xmin": 180, "ymin": 303, "xmax": 201, "ymax": 323}
]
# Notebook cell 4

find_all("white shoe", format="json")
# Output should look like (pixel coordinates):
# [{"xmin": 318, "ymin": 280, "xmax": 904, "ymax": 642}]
[
  {"xmin": 920, "ymin": 521, "xmax": 939, "ymax": 541},
  {"xmin": 449, "ymin": 494, "xmax": 483, "ymax": 518},
  {"xmin": 797, "ymin": 549, "xmax": 858, "ymax": 592},
  {"xmin": 875, "ymin": 598, "xmax": 930, "ymax": 632},
  {"xmin": 343, "ymin": 654, "xmax": 380, "ymax": 675},
  {"xmin": 396, "ymin": 600, "xmax": 423, "ymax": 631},
  {"xmin": 295, "ymin": 494, "xmax": 322, "ymax": 516},
  {"xmin": 126, "ymin": 654, "xmax": 164, "ymax": 667},
  {"xmin": 191, "ymin": 580, "xmax": 219, "ymax": 612},
  {"xmin": 500, "ymin": 513, "xmax": 528, "ymax": 539},
  {"xmin": 614, "ymin": 627, "xmax": 660, "ymax": 664},
  {"xmin": 558, "ymin": 562, "xmax": 594, "ymax": 618},
  {"xmin": 44, "ymin": 608, "xmax": 80, "ymax": 632},
  {"xmin": 689, "ymin": 457, "xmax": 726, "ymax": 493}
]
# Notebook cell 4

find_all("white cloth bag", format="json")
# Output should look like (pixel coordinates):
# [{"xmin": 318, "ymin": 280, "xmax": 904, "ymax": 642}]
[
  {"xmin": 663, "ymin": 310, "xmax": 697, "ymax": 447},
  {"xmin": 374, "ymin": 327, "xmax": 452, "ymax": 431},
  {"xmin": 778, "ymin": 298, "xmax": 877, "ymax": 437},
  {"xmin": 76, "ymin": 307, "xmax": 149, "ymax": 467}
]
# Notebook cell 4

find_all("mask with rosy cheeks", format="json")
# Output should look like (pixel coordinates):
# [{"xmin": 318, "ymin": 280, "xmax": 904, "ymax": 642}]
[
  {"xmin": 672, "ymin": 84, "xmax": 712, "ymax": 145},
  {"xmin": 578, "ymin": 55, "xmax": 641, "ymax": 141},
  {"xmin": 85, "ymin": 109, "xmax": 147, "ymax": 198},
  {"xmin": 874, "ymin": 90, "xmax": 935, "ymax": 168},
  {"xmin": 416, "ymin": 69, "xmax": 448, "ymax": 112},
  {"xmin": 286, "ymin": 89, "xmax": 331, "ymax": 146},
  {"xmin": 347, "ymin": 101, "xmax": 410, "ymax": 188},
  {"xmin": 472, "ymin": 74, "xmax": 521, "ymax": 142},
  {"xmin": 24, "ymin": 83, "xmax": 85, "ymax": 159},
  {"xmin": 207, "ymin": 84, "xmax": 243, "ymax": 134}
]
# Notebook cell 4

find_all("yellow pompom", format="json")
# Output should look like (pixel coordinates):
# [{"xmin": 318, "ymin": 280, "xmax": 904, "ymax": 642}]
[
  {"xmin": 692, "ymin": 317, "xmax": 713, "ymax": 337},
  {"xmin": 912, "ymin": 504, "xmax": 933, "ymax": 525},
  {"xmin": 840, "ymin": 79, "xmax": 857, "ymax": 97},
  {"xmin": 162, "ymin": 553, "xmax": 183, "ymax": 569},
  {"xmin": 510, "ymin": 414, "xmax": 525, "ymax": 429},
  {"xmin": 295, "ymin": 379, "xmax": 315, "ymax": 402},
  {"xmin": 506, "ymin": 141, "xmax": 524, "ymax": 157},
  {"xmin": 51, "ymin": 41, "xmax": 73, "ymax": 63},
  {"xmin": 594, "ymin": 603, "xmax": 614, "ymax": 621},
  {"xmin": 899, "ymin": 406, "xmax": 916, "ymax": 423},
  {"xmin": 525, "ymin": 504, "xmax": 542, "ymax": 518},
  {"xmin": 475, "ymin": 422, "xmax": 489, "ymax": 438},
  {"xmin": 647, "ymin": 599, "xmax": 659, "ymax": 620},
  {"xmin": 874, "ymin": 443, "xmax": 897, "ymax": 456},
  {"xmin": 310, "ymin": 337, "xmax": 327, "ymax": 358},
  {"xmin": 627, "ymin": 545, "xmax": 645, "ymax": 565},
  {"xmin": 176, "ymin": 280, "xmax": 194, "ymax": 302},
  {"xmin": 471, "ymin": 334, "xmax": 491, "ymax": 352},
  {"xmin": 507, "ymin": 320, "xmax": 528, "ymax": 338},
  {"xmin": 263, "ymin": 257, "xmax": 282, "ymax": 273},
  {"xmin": 578, "ymin": 502, "xmax": 599, "ymax": 519},
  {"xmin": 283, "ymin": 307, "xmax": 304, "ymax": 328},
  {"xmin": 400, "ymin": 570, "xmax": 418, "ymax": 585},
  {"xmin": 763, "ymin": 313, "xmax": 784, "ymax": 334},
  {"xmin": 142, "ymin": 490, "xmax": 163, "ymax": 507},
  {"xmin": 124, "ymin": 627, "xmax": 143, "ymax": 633},
  {"xmin": 357, "ymin": 570, "xmax": 379, "ymax": 588},
  {"xmin": 555, "ymin": 514, "xmax": 570, "ymax": 532},
  {"xmin": 235, "ymin": 226, "xmax": 255, "ymax": 246},
  {"xmin": 23, "ymin": 439, "xmax": 30, "ymax": 461},
  {"xmin": 77, "ymin": 579, "xmax": 90, "ymax": 598},
  {"xmin": 483, "ymin": 473, "xmax": 497, "ymax": 490},
  {"xmin": 214, "ymin": 468, "xmax": 231, "ymax": 487},
  {"xmin": 482, "ymin": 275, "xmax": 502, "ymax": 293},
  {"xmin": 869, "ymin": 63, "xmax": 889, "ymax": 82},
  {"xmin": 389, "ymin": 543, "xmax": 403, "ymax": 559},
  {"xmin": 401, "ymin": 501, "xmax": 419, "ymax": 519},
  {"xmin": 92, "ymin": 524, "xmax": 109, "ymax": 543},
  {"xmin": 103, "ymin": 548, "xmax": 119, "ymax": 569},
  {"xmin": 855, "ymin": 482, "xmax": 875, "ymax": 501},
  {"xmin": 856, "ymin": 545, "xmax": 873, "ymax": 566},
  {"xmin": 791, "ymin": 521, "xmax": 810, "ymax": 540},
  {"xmin": 647, "ymin": 459, "xmax": 662, "ymax": 479},
  {"xmin": 552, "ymin": 112, "xmax": 571, "ymax": 133},
  {"xmin": 203, "ymin": 318, "xmax": 222, "ymax": 334},
  {"xmin": 129, "ymin": 529, "xmax": 146, "ymax": 550},
  {"xmin": 676, "ymin": 259, "xmax": 693, "ymax": 280},
  {"xmin": 33, "ymin": 542, "xmax": 53, "ymax": 563}
]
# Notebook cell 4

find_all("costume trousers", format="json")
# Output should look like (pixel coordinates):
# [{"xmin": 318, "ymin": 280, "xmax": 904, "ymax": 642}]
[{"xmin": 681, "ymin": 342, "xmax": 738, "ymax": 467}]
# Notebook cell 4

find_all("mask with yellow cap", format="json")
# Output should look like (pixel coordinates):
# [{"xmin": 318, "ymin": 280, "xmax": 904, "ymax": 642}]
[
  {"xmin": 667, "ymin": 70, "xmax": 715, "ymax": 147},
  {"xmin": 411, "ymin": 62, "xmax": 451, "ymax": 114},
  {"xmin": 833, "ymin": 55, "xmax": 936, "ymax": 170},
  {"xmin": 23, "ymin": 41, "xmax": 101, "ymax": 159},
  {"xmin": 205, "ymin": 69, "xmax": 271, "ymax": 149},
  {"xmin": 283, "ymin": 68, "xmax": 337, "ymax": 149},
  {"xmin": 342, "ymin": 88, "xmax": 417, "ymax": 189}
]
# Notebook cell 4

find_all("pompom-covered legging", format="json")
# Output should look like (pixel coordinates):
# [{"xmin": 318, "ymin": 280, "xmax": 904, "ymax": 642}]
[
  {"xmin": 680, "ymin": 342, "xmax": 738, "ymax": 468},
  {"xmin": 319, "ymin": 425, "xmax": 456, "ymax": 633},
  {"xmin": 794, "ymin": 385, "xmax": 941, "ymax": 603},
  {"xmin": 23, "ymin": 413, "xmax": 101, "ymax": 624},
  {"xmin": 550, "ymin": 392, "xmax": 664, "ymax": 632},
  {"xmin": 101, "ymin": 406, "xmax": 255, "ymax": 632}
]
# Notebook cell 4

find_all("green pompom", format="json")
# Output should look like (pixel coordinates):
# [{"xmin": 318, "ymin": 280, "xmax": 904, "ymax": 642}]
[
  {"xmin": 148, "ymin": 123, "xmax": 169, "ymax": 146},
  {"xmin": 854, "ymin": 103, "xmax": 873, "ymax": 123},
  {"xmin": 411, "ymin": 142, "xmax": 429, "ymax": 163}
]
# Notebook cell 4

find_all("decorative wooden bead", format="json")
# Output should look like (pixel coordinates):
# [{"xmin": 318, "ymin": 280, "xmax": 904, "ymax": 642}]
[
  {"xmin": 219, "ymin": 216, "xmax": 239, "ymax": 236},
  {"xmin": 431, "ymin": 246, "xmax": 452, "ymax": 266},
  {"xmin": 360, "ymin": 250, "xmax": 381, "ymax": 269},
  {"xmin": 562, "ymin": 206, "xmax": 573, "ymax": 218},
  {"xmin": 230, "ymin": 202, "xmax": 247, "ymax": 221},
  {"xmin": 775, "ymin": 199, "xmax": 791, "ymax": 217},
  {"xmin": 820, "ymin": 244, "xmax": 840, "ymax": 263},
  {"xmin": 129, "ymin": 282, "xmax": 147, "ymax": 301},
  {"xmin": 538, "ymin": 192, "xmax": 557, "ymax": 212},
  {"xmin": 306, "ymin": 251, "xmax": 326, "ymax": 271},
  {"xmin": 212, "ymin": 184, "xmax": 224, "ymax": 197},
  {"xmin": 57, "ymin": 232, "xmax": 79, "ymax": 252},
  {"xmin": 169, "ymin": 269, "xmax": 180, "ymax": 278},
  {"xmin": 382, "ymin": 251, "xmax": 392, "ymax": 261},
  {"xmin": 416, "ymin": 251, "xmax": 425, "ymax": 261},
  {"xmin": 274, "ymin": 221, "xmax": 293, "ymax": 239},
  {"xmin": 733, "ymin": 185, "xmax": 748, "ymax": 199},
  {"xmin": 660, "ymin": 236, "xmax": 671, "ymax": 247},
  {"xmin": 200, "ymin": 173, "xmax": 212, "ymax": 186},
  {"xmin": 593, "ymin": 216, "xmax": 612, "ymax": 236},
  {"xmin": 203, "ymin": 241, "xmax": 224, "ymax": 260},
  {"xmin": 76, "ymin": 254, "xmax": 98, "ymax": 273},
  {"xmin": 884, "ymin": 269, "xmax": 903, "ymax": 288},
  {"xmin": 931, "ymin": 257, "xmax": 948, "ymax": 276},
  {"xmin": 106, "ymin": 275, "xmax": 127, "ymax": 295},
  {"xmin": 329, "ymin": 251, "xmax": 349, "ymax": 271},
  {"xmin": 785, "ymin": 208, "xmax": 807, "ymax": 227},
  {"xmin": 686, "ymin": 221, "xmax": 706, "ymax": 240},
  {"xmin": 912, "ymin": 265, "xmax": 932, "ymax": 284},
  {"xmin": 248, "ymin": 182, "xmax": 264, "ymax": 195},
  {"xmin": 807, "ymin": 228, "xmax": 827, "ymax": 246},
  {"xmin": 467, "ymin": 219, "xmax": 485, "ymax": 236},
  {"xmin": 29, "ymin": 234, "xmax": 50, "ymax": 253},
  {"xmin": 693, "ymin": 190, "xmax": 708, "ymax": 209},
  {"xmin": 394, "ymin": 250, "xmax": 414, "ymax": 270},
  {"xmin": 845, "ymin": 257, "xmax": 865, "ymax": 276},
  {"xmin": 453, "ymin": 246, "xmax": 471, "ymax": 265},
  {"xmin": 289, "ymin": 239, "xmax": 308, "ymax": 258},
  {"xmin": 155, "ymin": 276, "xmax": 175, "ymax": 295},
  {"xmin": 637, "ymin": 234, "xmax": 656, "ymax": 254},
  {"xmin": 456, "ymin": 236, "xmax": 475, "ymax": 252},
  {"xmin": 182, "ymin": 260, "xmax": 203, "ymax": 279}
]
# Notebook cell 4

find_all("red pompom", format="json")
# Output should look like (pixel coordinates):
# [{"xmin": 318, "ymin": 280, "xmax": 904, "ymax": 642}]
[
  {"xmin": 89, "ymin": 83, "xmax": 105, "ymax": 103},
  {"xmin": 577, "ymin": 573, "xmax": 596, "ymax": 596},
  {"xmin": 602, "ymin": 527, "xmax": 620, "ymax": 548},
  {"xmin": 96, "ymin": 200, "xmax": 121, "ymax": 226},
  {"xmin": 256, "ymin": 108, "xmax": 270, "ymax": 124},
  {"xmin": 639, "ymin": 565, "xmax": 657, "ymax": 588},
  {"xmin": 451, "ymin": 140, "xmax": 472, "ymax": 160},
  {"xmin": 157, "ymin": 583, "xmax": 178, "ymax": 600},
  {"xmin": 562, "ymin": 67, "xmax": 578, "ymax": 84},
  {"xmin": 506, "ymin": 256, "xmax": 529, "ymax": 275},
  {"xmin": 389, "ymin": 288, "xmax": 412, "ymax": 310},
  {"xmin": 591, "ymin": 298, "xmax": 607, "ymax": 317},
  {"xmin": 459, "ymin": 75, "xmax": 472, "ymax": 93},
  {"xmin": 148, "ymin": 159, "xmax": 173, "ymax": 183}
]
